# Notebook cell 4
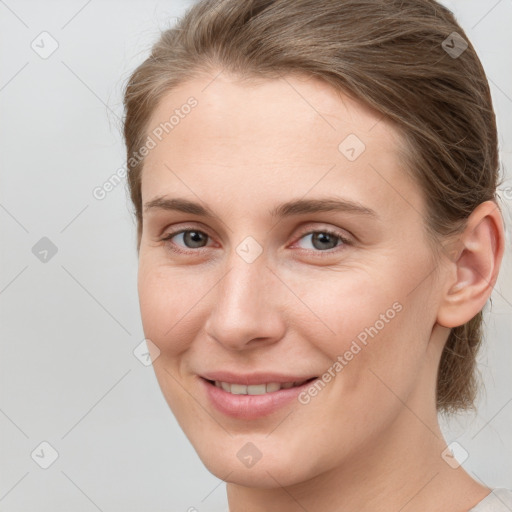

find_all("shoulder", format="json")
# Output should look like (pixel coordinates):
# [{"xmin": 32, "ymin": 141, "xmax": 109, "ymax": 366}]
[{"xmin": 469, "ymin": 489, "xmax": 512, "ymax": 511}]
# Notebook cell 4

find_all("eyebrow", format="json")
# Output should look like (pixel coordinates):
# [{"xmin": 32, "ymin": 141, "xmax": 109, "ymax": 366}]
[{"xmin": 144, "ymin": 196, "xmax": 377, "ymax": 219}]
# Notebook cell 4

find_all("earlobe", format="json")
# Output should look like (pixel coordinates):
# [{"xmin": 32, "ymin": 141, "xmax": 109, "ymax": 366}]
[{"xmin": 437, "ymin": 200, "xmax": 505, "ymax": 329}]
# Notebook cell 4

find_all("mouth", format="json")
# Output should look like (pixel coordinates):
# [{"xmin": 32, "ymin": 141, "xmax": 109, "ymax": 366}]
[
  {"xmin": 200, "ymin": 375, "xmax": 319, "ymax": 419},
  {"xmin": 203, "ymin": 377, "xmax": 318, "ymax": 395}
]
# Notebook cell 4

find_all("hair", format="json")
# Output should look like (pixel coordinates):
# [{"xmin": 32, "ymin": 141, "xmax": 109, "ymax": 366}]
[{"xmin": 122, "ymin": 0, "xmax": 503, "ymax": 413}]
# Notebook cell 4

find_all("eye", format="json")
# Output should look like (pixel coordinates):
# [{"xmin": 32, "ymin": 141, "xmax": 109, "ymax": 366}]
[
  {"xmin": 294, "ymin": 228, "xmax": 351, "ymax": 253},
  {"xmin": 161, "ymin": 229, "xmax": 211, "ymax": 253},
  {"xmin": 160, "ymin": 226, "xmax": 352, "ymax": 255}
]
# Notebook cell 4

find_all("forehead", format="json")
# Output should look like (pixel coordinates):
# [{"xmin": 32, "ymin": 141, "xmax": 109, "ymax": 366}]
[
  {"xmin": 140, "ymin": 71, "xmax": 421, "ymax": 221},
  {"xmin": 147, "ymin": 70, "xmax": 399, "ymax": 150}
]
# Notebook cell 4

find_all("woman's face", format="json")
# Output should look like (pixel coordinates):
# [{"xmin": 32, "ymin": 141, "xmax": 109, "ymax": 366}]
[{"xmin": 137, "ymin": 71, "xmax": 448, "ymax": 487}]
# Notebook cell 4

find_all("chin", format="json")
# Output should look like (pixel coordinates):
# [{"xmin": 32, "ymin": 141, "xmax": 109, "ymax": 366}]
[
  {"xmin": 190, "ymin": 436, "xmax": 319, "ymax": 489},
  {"xmin": 206, "ymin": 459, "xmax": 305, "ymax": 489}
]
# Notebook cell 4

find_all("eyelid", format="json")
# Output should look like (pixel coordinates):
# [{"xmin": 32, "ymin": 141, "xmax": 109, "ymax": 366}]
[
  {"xmin": 291, "ymin": 223, "xmax": 353, "ymax": 245},
  {"xmin": 160, "ymin": 221, "xmax": 214, "ymax": 240}
]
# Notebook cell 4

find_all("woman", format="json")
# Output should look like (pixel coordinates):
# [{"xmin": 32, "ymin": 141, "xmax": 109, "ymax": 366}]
[{"xmin": 122, "ymin": 0, "xmax": 511, "ymax": 510}]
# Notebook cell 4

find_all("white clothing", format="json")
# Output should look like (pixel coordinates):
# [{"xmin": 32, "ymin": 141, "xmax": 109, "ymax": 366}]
[{"xmin": 469, "ymin": 489, "xmax": 512, "ymax": 511}]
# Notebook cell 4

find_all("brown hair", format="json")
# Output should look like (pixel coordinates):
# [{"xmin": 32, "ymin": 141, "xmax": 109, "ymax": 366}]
[{"xmin": 122, "ymin": 0, "xmax": 503, "ymax": 413}]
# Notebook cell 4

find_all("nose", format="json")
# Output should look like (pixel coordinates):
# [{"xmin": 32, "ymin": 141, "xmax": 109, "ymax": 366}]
[{"xmin": 204, "ymin": 254, "xmax": 286, "ymax": 351}]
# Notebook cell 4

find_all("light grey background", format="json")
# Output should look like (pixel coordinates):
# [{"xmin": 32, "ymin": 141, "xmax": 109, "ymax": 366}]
[{"xmin": 0, "ymin": 1, "xmax": 511, "ymax": 510}]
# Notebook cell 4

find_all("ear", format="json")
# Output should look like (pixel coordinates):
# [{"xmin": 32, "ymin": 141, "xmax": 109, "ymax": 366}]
[{"xmin": 437, "ymin": 200, "xmax": 505, "ymax": 329}]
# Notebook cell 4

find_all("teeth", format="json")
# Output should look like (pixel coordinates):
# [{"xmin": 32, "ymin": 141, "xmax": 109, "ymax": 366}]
[
  {"xmin": 230, "ymin": 383, "xmax": 248, "ymax": 395},
  {"xmin": 214, "ymin": 380, "xmax": 308, "ymax": 394},
  {"xmin": 265, "ymin": 382, "xmax": 281, "ymax": 393}
]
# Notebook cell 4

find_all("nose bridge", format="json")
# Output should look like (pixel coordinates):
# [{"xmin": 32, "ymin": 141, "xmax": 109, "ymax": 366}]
[
  {"xmin": 218, "ymin": 232, "xmax": 270, "ymax": 312},
  {"xmin": 205, "ymin": 246, "xmax": 284, "ymax": 350},
  {"xmin": 222, "ymin": 255, "xmax": 265, "ymax": 313}
]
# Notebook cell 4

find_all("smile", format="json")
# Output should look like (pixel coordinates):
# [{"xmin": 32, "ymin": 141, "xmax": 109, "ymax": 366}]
[
  {"xmin": 200, "ymin": 376, "xmax": 319, "ymax": 419},
  {"xmin": 210, "ymin": 378, "xmax": 316, "ymax": 395}
]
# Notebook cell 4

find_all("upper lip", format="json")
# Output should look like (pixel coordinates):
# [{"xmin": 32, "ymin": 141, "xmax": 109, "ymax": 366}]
[{"xmin": 200, "ymin": 371, "xmax": 317, "ymax": 386}]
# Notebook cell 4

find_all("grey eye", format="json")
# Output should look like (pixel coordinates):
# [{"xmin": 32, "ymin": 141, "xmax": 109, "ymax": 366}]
[{"xmin": 297, "ymin": 231, "xmax": 342, "ymax": 251}]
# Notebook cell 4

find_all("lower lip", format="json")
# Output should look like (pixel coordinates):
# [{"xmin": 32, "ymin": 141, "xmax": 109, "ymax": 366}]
[{"xmin": 199, "ymin": 377, "xmax": 317, "ymax": 419}]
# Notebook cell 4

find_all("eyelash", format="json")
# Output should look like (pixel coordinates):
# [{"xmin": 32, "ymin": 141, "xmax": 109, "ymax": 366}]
[{"xmin": 160, "ymin": 226, "xmax": 352, "ymax": 257}]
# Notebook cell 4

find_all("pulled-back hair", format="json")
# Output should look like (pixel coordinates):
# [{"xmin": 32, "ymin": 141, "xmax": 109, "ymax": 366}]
[{"xmin": 122, "ymin": 0, "xmax": 502, "ymax": 413}]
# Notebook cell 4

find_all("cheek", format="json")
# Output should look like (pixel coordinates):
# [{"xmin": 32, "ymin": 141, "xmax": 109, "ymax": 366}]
[
  {"xmin": 137, "ymin": 264, "xmax": 204, "ymax": 418},
  {"xmin": 137, "ymin": 263, "xmax": 200, "ymax": 355},
  {"xmin": 289, "ymin": 265, "xmax": 430, "ymax": 401},
  {"xmin": 284, "ymin": 267, "xmax": 403, "ymax": 351}
]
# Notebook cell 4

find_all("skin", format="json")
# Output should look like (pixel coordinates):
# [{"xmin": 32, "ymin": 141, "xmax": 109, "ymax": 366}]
[{"xmin": 137, "ymin": 70, "xmax": 505, "ymax": 512}]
